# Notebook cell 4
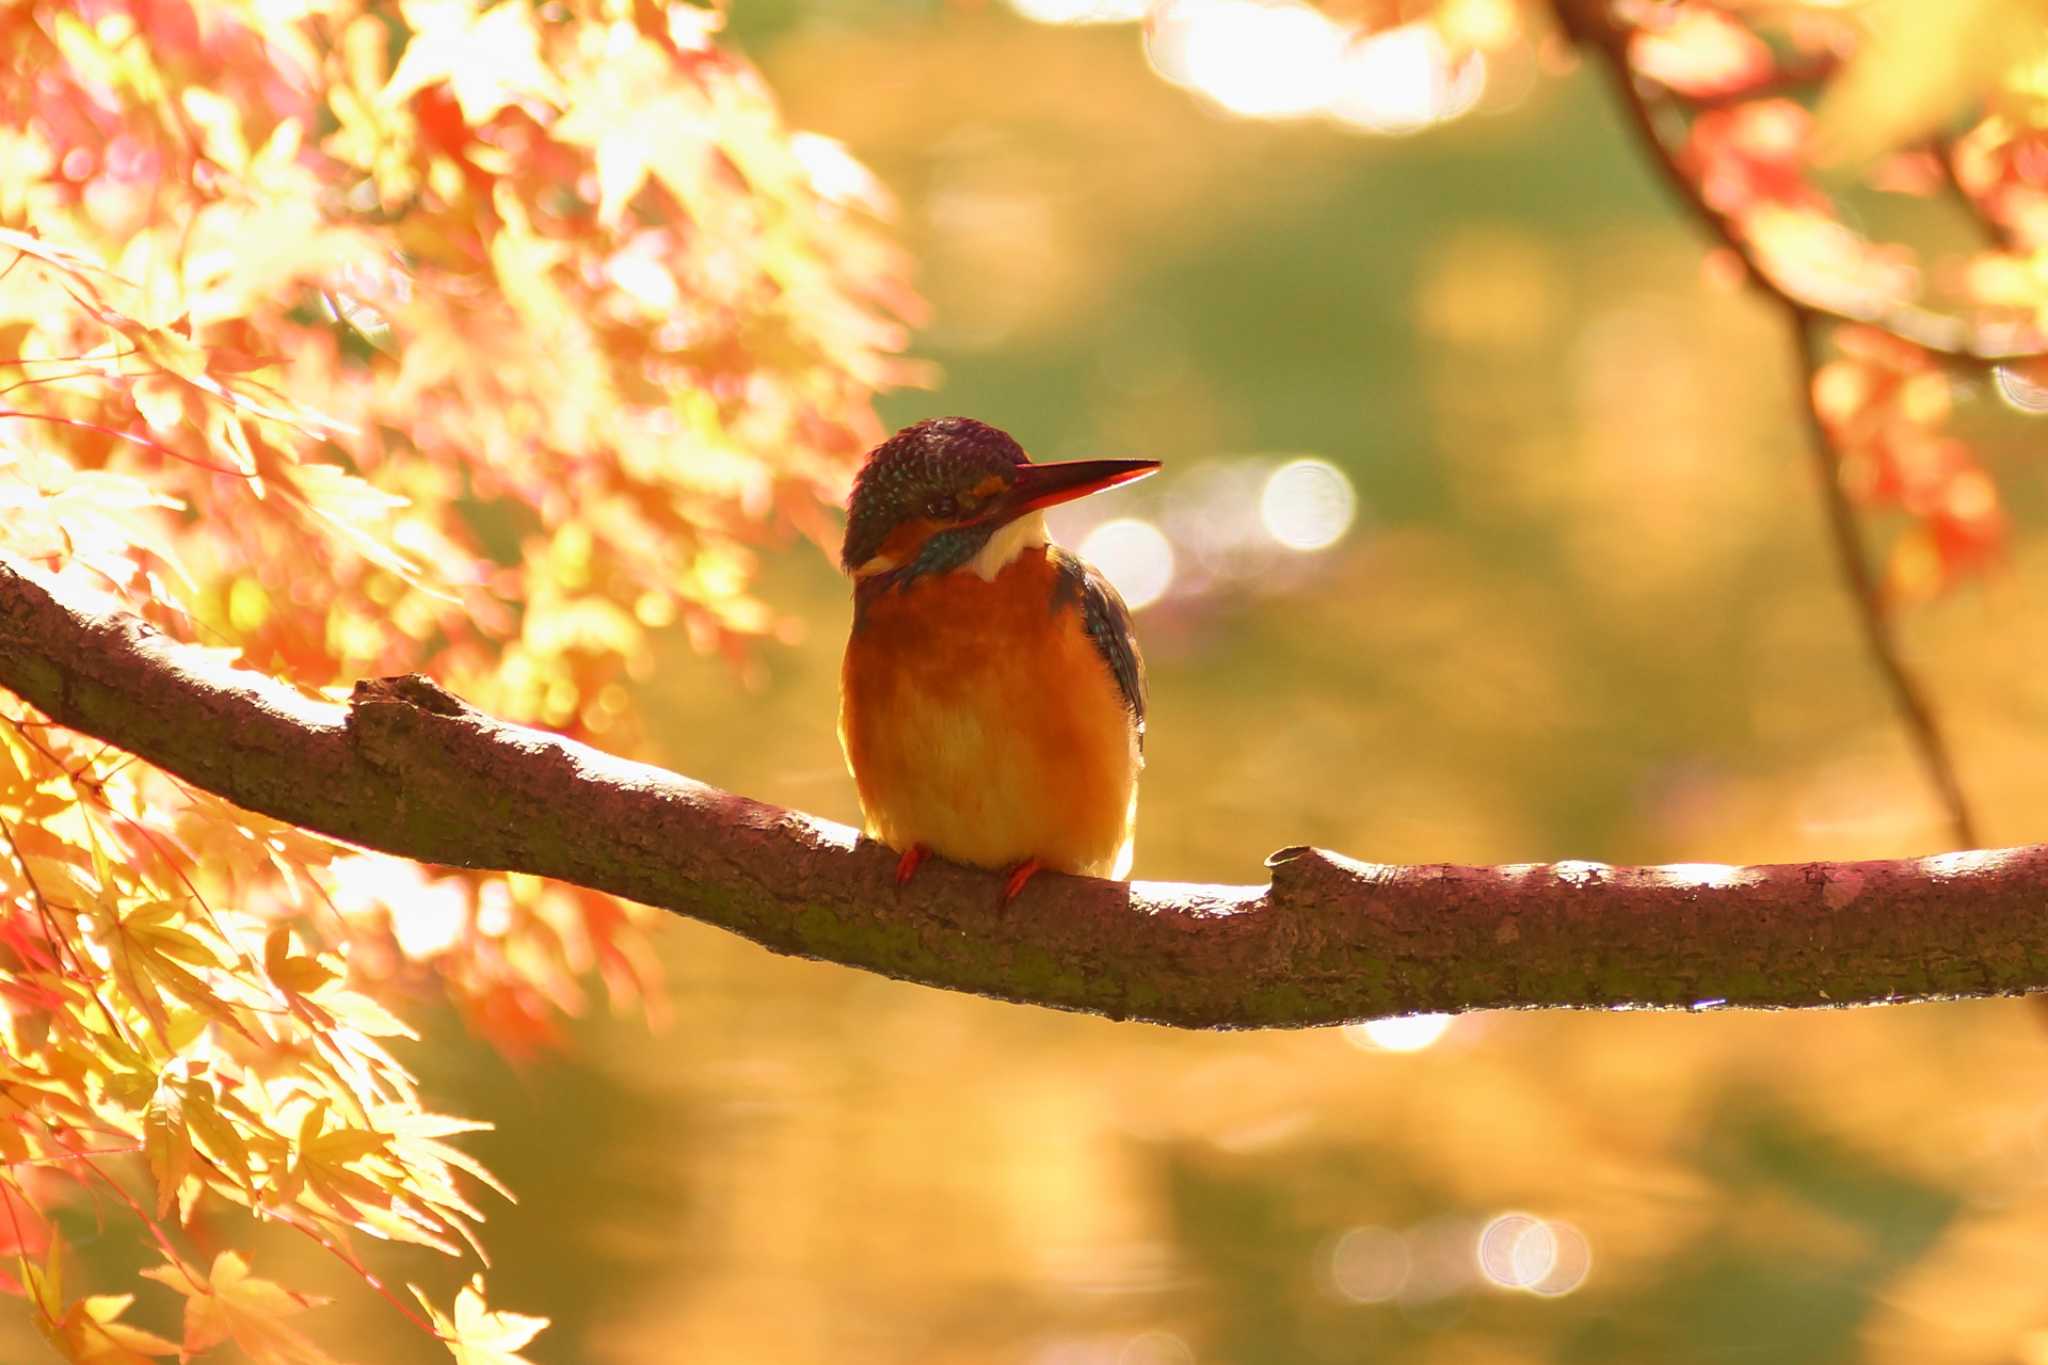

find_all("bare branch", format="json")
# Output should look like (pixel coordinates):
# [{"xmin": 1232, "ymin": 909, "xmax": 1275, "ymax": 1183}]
[
  {"xmin": 1786, "ymin": 314, "xmax": 1981, "ymax": 847},
  {"xmin": 1554, "ymin": 1, "xmax": 1983, "ymax": 850},
  {"xmin": 3, "ymin": 552, "xmax": 2046, "ymax": 1028}
]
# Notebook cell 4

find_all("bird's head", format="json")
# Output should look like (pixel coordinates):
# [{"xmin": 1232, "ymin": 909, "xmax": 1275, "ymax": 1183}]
[{"xmin": 841, "ymin": 417, "xmax": 1159, "ymax": 581}]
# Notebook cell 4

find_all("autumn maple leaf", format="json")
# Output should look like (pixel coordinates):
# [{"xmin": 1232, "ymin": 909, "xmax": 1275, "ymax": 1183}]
[
  {"xmin": 26, "ymin": 1251, "xmax": 179, "ymax": 1365},
  {"xmin": 141, "ymin": 1252, "xmax": 339, "ymax": 1365},
  {"xmin": 413, "ymin": 1277, "xmax": 548, "ymax": 1365}
]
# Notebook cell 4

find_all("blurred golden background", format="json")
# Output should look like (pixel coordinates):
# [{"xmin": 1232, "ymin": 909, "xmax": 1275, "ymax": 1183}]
[
  {"xmin": 432, "ymin": 5, "xmax": 2048, "ymax": 1362},
  {"xmin": 528, "ymin": 5, "xmax": 2048, "ymax": 1361},
  {"xmin": 18, "ymin": 0, "xmax": 2048, "ymax": 1360}
]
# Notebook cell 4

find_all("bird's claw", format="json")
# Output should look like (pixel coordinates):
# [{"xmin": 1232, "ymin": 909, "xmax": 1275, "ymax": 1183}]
[
  {"xmin": 895, "ymin": 843, "xmax": 931, "ymax": 887},
  {"xmin": 895, "ymin": 845, "xmax": 1042, "ymax": 905},
  {"xmin": 1001, "ymin": 858, "xmax": 1043, "ymax": 905}
]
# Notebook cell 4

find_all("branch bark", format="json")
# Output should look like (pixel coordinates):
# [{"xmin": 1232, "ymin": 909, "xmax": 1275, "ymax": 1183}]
[{"xmin": 3, "ymin": 553, "xmax": 2046, "ymax": 1028}]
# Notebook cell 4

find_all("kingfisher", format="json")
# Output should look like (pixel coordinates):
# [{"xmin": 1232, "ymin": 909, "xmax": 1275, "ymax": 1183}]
[{"xmin": 838, "ymin": 417, "xmax": 1159, "ymax": 901}]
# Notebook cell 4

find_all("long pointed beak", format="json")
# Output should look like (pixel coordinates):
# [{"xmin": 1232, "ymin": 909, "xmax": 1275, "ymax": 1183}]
[{"xmin": 999, "ymin": 457, "xmax": 1161, "ymax": 520}]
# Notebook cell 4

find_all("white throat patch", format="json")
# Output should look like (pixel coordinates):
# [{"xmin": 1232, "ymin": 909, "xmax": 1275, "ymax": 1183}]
[{"xmin": 966, "ymin": 512, "xmax": 1049, "ymax": 580}]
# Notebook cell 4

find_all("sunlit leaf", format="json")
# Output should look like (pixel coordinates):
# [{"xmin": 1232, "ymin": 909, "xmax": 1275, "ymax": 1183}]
[
  {"xmin": 141, "ymin": 1252, "xmax": 339, "ymax": 1365},
  {"xmin": 413, "ymin": 1278, "xmax": 547, "ymax": 1365},
  {"xmin": 1629, "ymin": 3, "xmax": 1774, "ymax": 101},
  {"xmin": 1815, "ymin": 0, "xmax": 2048, "ymax": 163}
]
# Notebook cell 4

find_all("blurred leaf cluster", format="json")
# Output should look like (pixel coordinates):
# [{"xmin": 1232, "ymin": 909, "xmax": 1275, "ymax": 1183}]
[{"xmin": 0, "ymin": 0, "xmax": 910, "ymax": 1357}]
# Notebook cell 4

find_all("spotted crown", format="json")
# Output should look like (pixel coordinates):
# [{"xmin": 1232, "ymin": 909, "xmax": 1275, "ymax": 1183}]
[{"xmin": 841, "ymin": 417, "xmax": 1030, "ymax": 572}]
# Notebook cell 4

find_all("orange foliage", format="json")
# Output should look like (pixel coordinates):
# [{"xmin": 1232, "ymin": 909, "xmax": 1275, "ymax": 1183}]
[
  {"xmin": 0, "ymin": 0, "xmax": 914, "ymax": 1358},
  {"xmin": 1601, "ymin": 0, "xmax": 2048, "ymax": 597}
]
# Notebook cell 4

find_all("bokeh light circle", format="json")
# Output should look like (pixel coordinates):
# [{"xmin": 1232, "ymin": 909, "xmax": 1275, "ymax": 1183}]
[
  {"xmin": 1149, "ymin": 0, "xmax": 1344, "ymax": 119},
  {"xmin": 1078, "ymin": 517, "xmax": 1177, "ymax": 610},
  {"xmin": 1994, "ymin": 363, "xmax": 2048, "ymax": 412},
  {"xmin": 1259, "ymin": 457, "xmax": 1357, "ymax": 551},
  {"xmin": 1006, "ymin": 0, "xmax": 1148, "ymax": 23},
  {"xmin": 1329, "ymin": 24, "xmax": 1486, "ymax": 135},
  {"xmin": 1476, "ymin": 1213, "xmax": 1592, "ymax": 1296},
  {"xmin": 1477, "ymin": 1212, "xmax": 1554, "ymax": 1288},
  {"xmin": 1529, "ymin": 1222, "xmax": 1592, "ymax": 1296},
  {"xmin": 1327, "ymin": 1225, "xmax": 1410, "ymax": 1302}
]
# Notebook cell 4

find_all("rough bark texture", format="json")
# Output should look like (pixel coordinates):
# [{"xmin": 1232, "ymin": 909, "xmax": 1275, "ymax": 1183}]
[{"xmin": 3, "ymin": 553, "xmax": 2044, "ymax": 1028}]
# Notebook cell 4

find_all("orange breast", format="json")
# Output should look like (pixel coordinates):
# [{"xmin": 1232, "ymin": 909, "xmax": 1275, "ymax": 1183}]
[{"xmin": 839, "ymin": 548, "xmax": 1140, "ymax": 878}]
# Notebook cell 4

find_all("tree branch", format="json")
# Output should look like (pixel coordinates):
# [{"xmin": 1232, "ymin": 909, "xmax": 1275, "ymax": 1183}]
[
  {"xmin": 4, "ymin": 552, "xmax": 2047, "ymax": 1028},
  {"xmin": 1786, "ymin": 313, "xmax": 1982, "ymax": 848},
  {"xmin": 1555, "ymin": 1, "xmax": 1983, "ymax": 850},
  {"xmin": 1555, "ymin": 1, "xmax": 2048, "ymax": 368}
]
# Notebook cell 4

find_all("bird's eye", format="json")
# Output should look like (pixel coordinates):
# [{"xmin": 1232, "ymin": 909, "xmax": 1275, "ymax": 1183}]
[{"xmin": 923, "ymin": 495, "xmax": 957, "ymax": 520}]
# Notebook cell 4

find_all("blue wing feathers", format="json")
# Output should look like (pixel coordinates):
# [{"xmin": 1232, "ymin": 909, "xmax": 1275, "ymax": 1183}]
[{"xmin": 1052, "ymin": 547, "xmax": 1147, "ymax": 754}]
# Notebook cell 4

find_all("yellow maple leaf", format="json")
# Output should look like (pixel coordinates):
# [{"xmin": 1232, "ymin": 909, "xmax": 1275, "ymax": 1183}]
[
  {"xmin": 382, "ymin": 0, "xmax": 563, "ymax": 125},
  {"xmin": 551, "ymin": 34, "xmax": 713, "ymax": 227},
  {"xmin": 28, "ymin": 1249, "xmax": 180, "ymax": 1365},
  {"xmin": 91, "ymin": 897, "xmax": 230, "ymax": 1040},
  {"xmin": 140, "ymin": 1252, "xmax": 339, "ymax": 1365},
  {"xmin": 413, "ymin": 1277, "xmax": 548, "ymax": 1365},
  {"xmin": 142, "ymin": 1072, "xmax": 200, "ymax": 1219}
]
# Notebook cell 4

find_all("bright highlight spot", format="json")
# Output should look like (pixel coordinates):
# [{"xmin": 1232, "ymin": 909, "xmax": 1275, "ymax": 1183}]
[
  {"xmin": 1477, "ymin": 1213, "xmax": 1553, "ymax": 1289},
  {"xmin": 1079, "ymin": 517, "xmax": 1177, "ymax": 610},
  {"xmin": 1644, "ymin": 862, "xmax": 1754, "ymax": 889},
  {"xmin": 1328, "ymin": 25, "xmax": 1486, "ymax": 135},
  {"xmin": 392, "ymin": 877, "xmax": 469, "ymax": 957},
  {"xmin": 1924, "ymin": 847, "xmax": 2015, "ymax": 878},
  {"xmin": 1260, "ymin": 458, "xmax": 1356, "ymax": 551},
  {"xmin": 1345, "ymin": 1013, "xmax": 1453, "ymax": 1053},
  {"xmin": 330, "ymin": 853, "xmax": 469, "ymax": 958},
  {"xmin": 1995, "ymin": 364, "xmax": 2048, "ymax": 412},
  {"xmin": 789, "ymin": 132, "xmax": 894, "ymax": 215},
  {"xmin": 607, "ymin": 247, "xmax": 678, "ymax": 314},
  {"xmin": 1477, "ymin": 1214, "xmax": 1591, "ymax": 1296},
  {"xmin": 1149, "ymin": 1, "xmax": 1346, "ymax": 120},
  {"xmin": 1141, "ymin": 2, "xmax": 1490, "ymax": 132},
  {"xmin": 1552, "ymin": 859, "xmax": 1611, "ymax": 886},
  {"xmin": 1007, "ymin": 0, "xmax": 1149, "ymax": 22},
  {"xmin": 1531, "ymin": 1222, "xmax": 1591, "ymax": 1296},
  {"xmin": 1328, "ymin": 1226, "xmax": 1409, "ymax": 1302}
]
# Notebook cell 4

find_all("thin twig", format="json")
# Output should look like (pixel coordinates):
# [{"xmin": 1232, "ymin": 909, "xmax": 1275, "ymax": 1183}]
[
  {"xmin": 1563, "ymin": 8, "xmax": 1982, "ymax": 849},
  {"xmin": 1787, "ymin": 313, "xmax": 1980, "ymax": 847},
  {"xmin": 0, "ymin": 408, "xmax": 245, "ymax": 477}
]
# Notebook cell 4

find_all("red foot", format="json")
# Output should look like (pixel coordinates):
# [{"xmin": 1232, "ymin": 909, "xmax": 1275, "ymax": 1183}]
[
  {"xmin": 1002, "ymin": 858, "xmax": 1044, "ymax": 905},
  {"xmin": 895, "ymin": 843, "xmax": 931, "ymax": 887}
]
